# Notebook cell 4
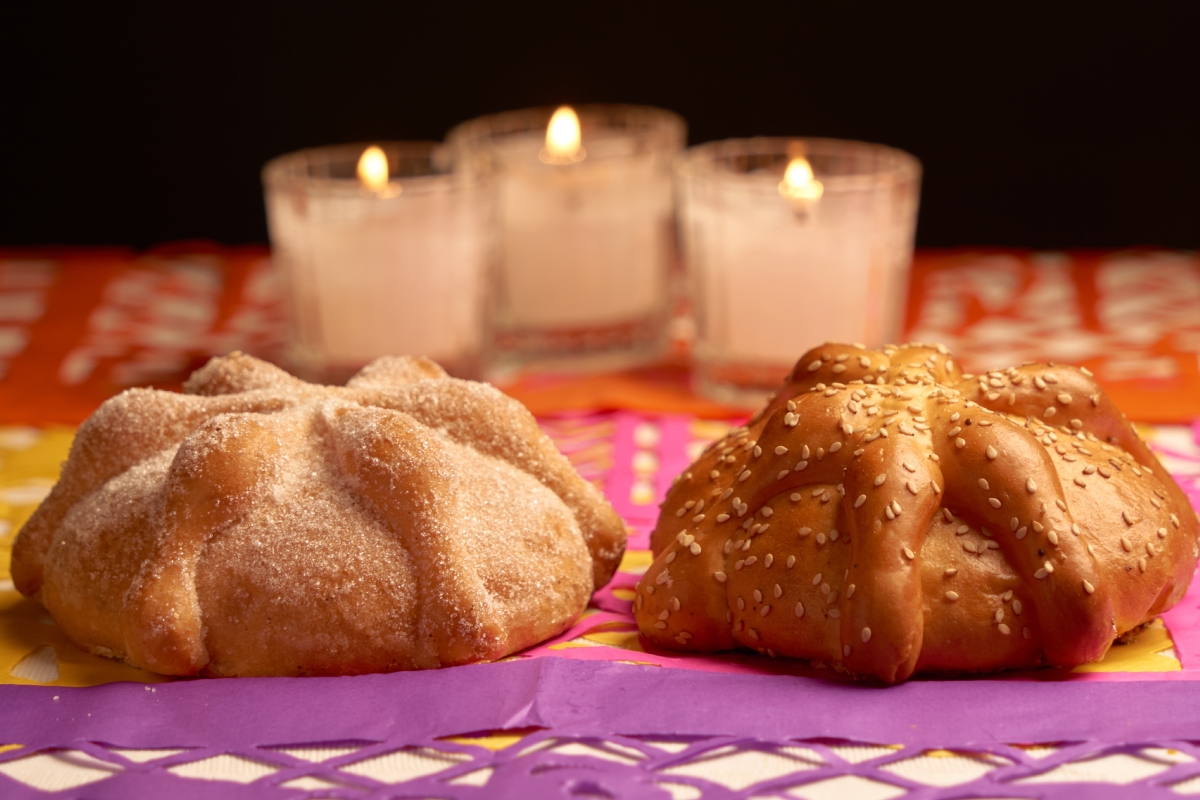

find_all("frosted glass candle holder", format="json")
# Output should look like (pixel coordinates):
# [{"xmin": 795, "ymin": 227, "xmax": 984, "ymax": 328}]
[
  {"xmin": 676, "ymin": 138, "xmax": 921, "ymax": 407},
  {"xmin": 263, "ymin": 142, "xmax": 489, "ymax": 382},
  {"xmin": 448, "ymin": 104, "xmax": 685, "ymax": 375}
]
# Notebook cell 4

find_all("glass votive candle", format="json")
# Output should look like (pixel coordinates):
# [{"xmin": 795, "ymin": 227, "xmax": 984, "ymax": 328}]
[
  {"xmin": 262, "ymin": 142, "xmax": 489, "ymax": 383},
  {"xmin": 676, "ymin": 137, "xmax": 921, "ymax": 407},
  {"xmin": 447, "ymin": 104, "xmax": 685, "ymax": 375}
]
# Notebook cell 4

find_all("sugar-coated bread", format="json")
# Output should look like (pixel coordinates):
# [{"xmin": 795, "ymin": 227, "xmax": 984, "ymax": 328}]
[
  {"xmin": 635, "ymin": 343, "xmax": 1198, "ymax": 682},
  {"xmin": 12, "ymin": 353, "xmax": 626, "ymax": 677}
]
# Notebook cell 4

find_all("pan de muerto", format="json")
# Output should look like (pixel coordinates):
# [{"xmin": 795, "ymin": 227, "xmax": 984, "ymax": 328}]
[
  {"xmin": 12, "ymin": 353, "xmax": 625, "ymax": 677},
  {"xmin": 635, "ymin": 343, "xmax": 1198, "ymax": 682}
]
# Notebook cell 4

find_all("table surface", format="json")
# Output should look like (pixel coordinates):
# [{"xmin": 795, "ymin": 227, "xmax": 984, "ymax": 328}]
[{"xmin": 2, "ymin": 246, "xmax": 1200, "ymax": 799}]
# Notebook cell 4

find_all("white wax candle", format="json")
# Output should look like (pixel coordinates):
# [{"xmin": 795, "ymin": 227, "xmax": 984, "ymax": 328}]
[
  {"xmin": 266, "ymin": 180, "xmax": 486, "ymax": 370},
  {"xmin": 693, "ymin": 187, "xmax": 886, "ymax": 363},
  {"xmin": 497, "ymin": 148, "xmax": 671, "ymax": 328}
]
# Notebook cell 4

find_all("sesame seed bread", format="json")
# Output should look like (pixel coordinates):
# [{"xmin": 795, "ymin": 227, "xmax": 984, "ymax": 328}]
[
  {"xmin": 635, "ymin": 343, "xmax": 1198, "ymax": 683},
  {"xmin": 11, "ymin": 352, "xmax": 626, "ymax": 677}
]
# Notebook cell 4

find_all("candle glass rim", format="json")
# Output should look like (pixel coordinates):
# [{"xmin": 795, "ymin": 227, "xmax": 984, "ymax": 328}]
[
  {"xmin": 262, "ymin": 141, "xmax": 473, "ymax": 197},
  {"xmin": 446, "ymin": 103, "xmax": 686, "ymax": 162},
  {"xmin": 676, "ymin": 137, "xmax": 921, "ymax": 194}
]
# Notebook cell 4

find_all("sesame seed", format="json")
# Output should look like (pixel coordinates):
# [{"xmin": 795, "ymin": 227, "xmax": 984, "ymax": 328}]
[
  {"xmin": 807, "ymin": 359, "xmax": 822, "ymax": 372},
  {"xmin": 1057, "ymin": 393, "xmax": 1073, "ymax": 404},
  {"xmin": 1024, "ymin": 627, "xmax": 1032, "ymax": 639},
  {"xmin": 978, "ymin": 478, "xmax": 990, "ymax": 490},
  {"xmin": 1048, "ymin": 530, "xmax": 1059, "ymax": 546},
  {"xmin": 945, "ymin": 591, "xmax": 959, "ymax": 601},
  {"xmin": 794, "ymin": 602, "xmax": 805, "ymax": 617},
  {"xmin": 1121, "ymin": 536, "xmax": 1132, "ymax": 552},
  {"xmin": 994, "ymin": 609, "xmax": 1005, "ymax": 623},
  {"xmin": 799, "ymin": 526, "xmax": 812, "ymax": 537},
  {"xmin": 745, "ymin": 556, "xmax": 757, "ymax": 566},
  {"xmin": 737, "ymin": 597, "xmax": 745, "ymax": 610},
  {"xmin": 847, "ymin": 584, "xmax": 856, "ymax": 598},
  {"xmin": 748, "ymin": 628, "xmax": 760, "ymax": 640},
  {"xmin": 813, "ymin": 573, "xmax": 823, "ymax": 586},
  {"xmin": 830, "ymin": 609, "xmax": 842, "ymax": 618},
  {"xmin": 956, "ymin": 437, "xmax": 966, "ymax": 448},
  {"xmin": 988, "ymin": 497, "xmax": 1002, "ymax": 508},
  {"xmin": 714, "ymin": 571, "xmax": 727, "ymax": 583},
  {"xmin": 693, "ymin": 514, "xmax": 706, "ymax": 522},
  {"xmin": 1158, "ymin": 527, "xmax": 1168, "ymax": 538},
  {"xmin": 753, "ymin": 589, "xmax": 763, "ymax": 603},
  {"xmin": 999, "ymin": 624, "xmax": 1011, "ymax": 635},
  {"xmin": 1026, "ymin": 478, "xmax": 1037, "ymax": 493},
  {"xmin": 735, "ymin": 560, "xmax": 745, "ymax": 570},
  {"xmin": 891, "ymin": 500, "xmax": 903, "ymax": 516},
  {"xmin": 754, "ymin": 446, "xmax": 762, "ymax": 457},
  {"xmin": 670, "ymin": 597, "xmax": 681, "ymax": 611},
  {"xmin": 843, "ymin": 644, "xmax": 851, "ymax": 657},
  {"xmin": 903, "ymin": 547, "xmax": 915, "ymax": 560},
  {"xmin": 802, "ymin": 445, "xmax": 811, "ymax": 460},
  {"xmin": 986, "ymin": 445, "xmax": 998, "ymax": 460},
  {"xmin": 787, "ymin": 555, "xmax": 796, "ymax": 568},
  {"xmin": 1122, "ymin": 510, "xmax": 1136, "ymax": 526},
  {"xmin": 861, "ymin": 627, "xmax": 872, "ymax": 643},
  {"xmin": 794, "ymin": 460, "xmax": 809, "ymax": 472},
  {"xmin": 689, "ymin": 542, "xmax": 702, "ymax": 555},
  {"xmin": 659, "ymin": 610, "xmax": 670, "ymax": 620},
  {"xmin": 775, "ymin": 445, "xmax": 788, "ymax": 455},
  {"xmin": 654, "ymin": 621, "xmax": 667, "ymax": 630},
  {"xmin": 1035, "ymin": 569, "xmax": 1048, "ymax": 579},
  {"xmin": 943, "ymin": 508, "xmax": 954, "ymax": 522},
  {"xmin": 1139, "ymin": 557, "xmax": 1148, "ymax": 572},
  {"xmin": 874, "ymin": 474, "xmax": 887, "ymax": 486},
  {"xmin": 765, "ymin": 553, "xmax": 774, "ymax": 567},
  {"xmin": 906, "ymin": 480, "xmax": 918, "ymax": 495},
  {"xmin": 832, "ymin": 364, "xmax": 847, "ymax": 374},
  {"xmin": 948, "ymin": 426, "xmax": 962, "ymax": 437},
  {"xmin": 777, "ymin": 470, "xmax": 790, "ymax": 480},
  {"xmin": 854, "ymin": 494, "xmax": 867, "ymax": 508},
  {"xmin": 1016, "ymin": 526, "xmax": 1027, "ymax": 539},
  {"xmin": 717, "ymin": 513, "xmax": 730, "ymax": 522},
  {"xmin": 1044, "ymin": 561, "xmax": 1055, "ymax": 573},
  {"xmin": 665, "ymin": 552, "xmax": 677, "ymax": 564},
  {"xmin": 761, "ymin": 605, "xmax": 772, "ymax": 617},
  {"xmin": 1074, "ymin": 477, "xmax": 1087, "ymax": 488}
]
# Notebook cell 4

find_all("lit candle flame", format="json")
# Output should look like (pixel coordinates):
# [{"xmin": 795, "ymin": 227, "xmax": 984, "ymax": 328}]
[
  {"xmin": 357, "ymin": 145, "xmax": 390, "ymax": 192},
  {"xmin": 540, "ymin": 106, "xmax": 586, "ymax": 164},
  {"xmin": 778, "ymin": 157, "xmax": 824, "ymax": 203}
]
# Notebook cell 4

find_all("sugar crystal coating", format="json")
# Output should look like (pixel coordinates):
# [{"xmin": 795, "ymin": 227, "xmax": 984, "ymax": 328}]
[{"xmin": 12, "ymin": 353, "xmax": 626, "ymax": 677}]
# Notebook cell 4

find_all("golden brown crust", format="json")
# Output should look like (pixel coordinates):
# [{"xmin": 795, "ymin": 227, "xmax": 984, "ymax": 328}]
[
  {"xmin": 14, "ymin": 353, "xmax": 625, "ymax": 677},
  {"xmin": 635, "ymin": 343, "xmax": 1198, "ymax": 682}
]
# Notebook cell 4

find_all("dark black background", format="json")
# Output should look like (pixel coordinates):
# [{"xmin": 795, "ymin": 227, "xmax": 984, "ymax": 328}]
[{"xmin": 3, "ymin": 3, "xmax": 1197, "ymax": 249}]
